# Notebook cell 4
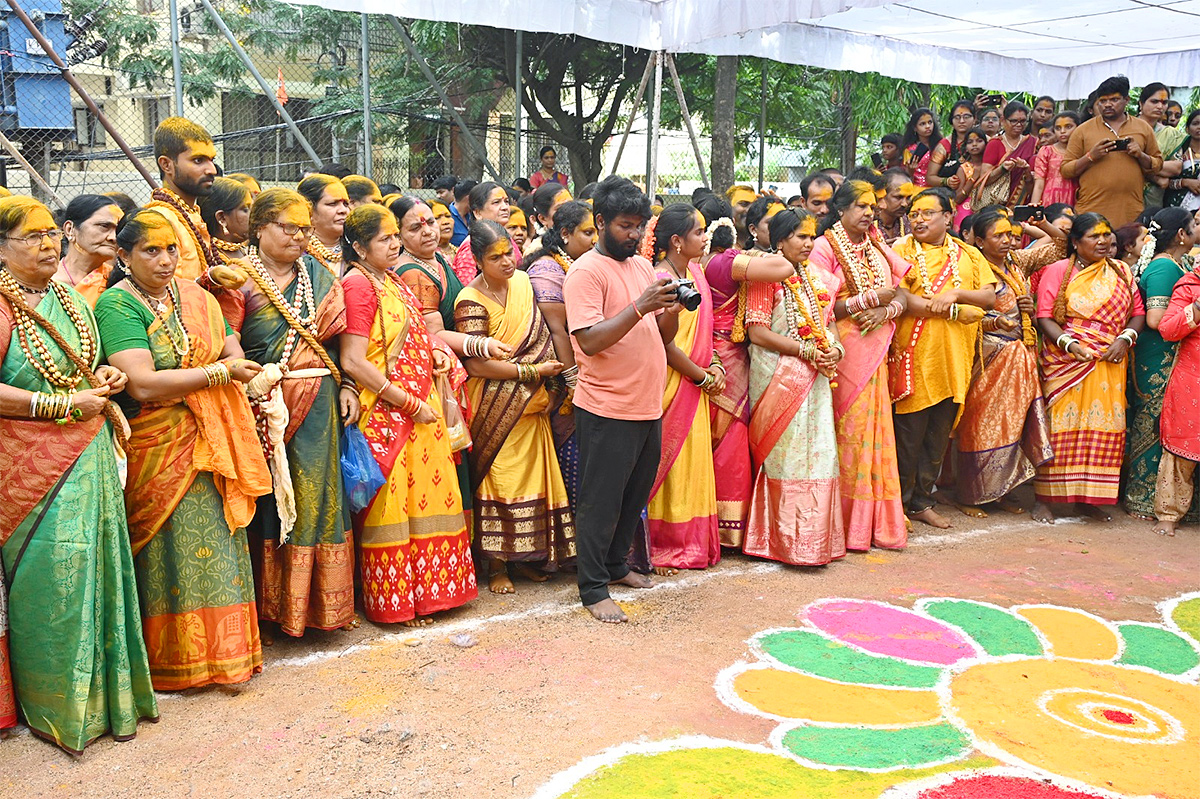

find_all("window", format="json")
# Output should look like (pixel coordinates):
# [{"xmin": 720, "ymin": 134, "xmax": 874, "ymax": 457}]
[
  {"xmin": 142, "ymin": 97, "xmax": 170, "ymax": 145},
  {"xmin": 74, "ymin": 106, "xmax": 106, "ymax": 148}
]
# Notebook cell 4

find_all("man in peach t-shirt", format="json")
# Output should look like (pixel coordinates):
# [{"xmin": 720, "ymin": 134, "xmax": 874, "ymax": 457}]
[{"xmin": 563, "ymin": 176, "xmax": 682, "ymax": 624}]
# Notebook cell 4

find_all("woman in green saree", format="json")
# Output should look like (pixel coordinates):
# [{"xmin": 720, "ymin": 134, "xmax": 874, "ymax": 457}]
[
  {"xmin": 0, "ymin": 195, "xmax": 157, "ymax": 754},
  {"xmin": 1125, "ymin": 207, "xmax": 1199, "ymax": 521},
  {"xmin": 235, "ymin": 188, "xmax": 360, "ymax": 637}
]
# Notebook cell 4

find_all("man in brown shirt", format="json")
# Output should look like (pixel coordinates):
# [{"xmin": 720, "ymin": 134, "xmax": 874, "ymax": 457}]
[{"xmin": 1061, "ymin": 75, "xmax": 1162, "ymax": 228}]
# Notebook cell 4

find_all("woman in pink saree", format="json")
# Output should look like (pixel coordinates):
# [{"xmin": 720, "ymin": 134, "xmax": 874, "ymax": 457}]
[
  {"xmin": 695, "ymin": 195, "xmax": 795, "ymax": 548},
  {"xmin": 808, "ymin": 179, "xmax": 910, "ymax": 550}
]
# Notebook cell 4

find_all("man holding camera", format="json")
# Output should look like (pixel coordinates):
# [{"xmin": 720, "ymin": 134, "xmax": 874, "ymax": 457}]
[
  {"xmin": 1062, "ymin": 75, "xmax": 1162, "ymax": 228},
  {"xmin": 563, "ymin": 176, "xmax": 683, "ymax": 624}
]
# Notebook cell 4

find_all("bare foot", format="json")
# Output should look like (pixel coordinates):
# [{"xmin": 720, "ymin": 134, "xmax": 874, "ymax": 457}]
[
  {"xmin": 997, "ymin": 494, "xmax": 1025, "ymax": 514},
  {"xmin": 584, "ymin": 598, "xmax": 628, "ymax": 623},
  {"xmin": 652, "ymin": 565, "xmax": 678, "ymax": 577},
  {"xmin": 510, "ymin": 563, "xmax": 551, "ymax": 583},
  {"xmin": 1154, "ymin": 520, "xmax": 1177, "ymax": 536},
  {"xmin": 1030, "ymin": 501, "xmax": 1055, "ymax": 524},
  {"xmin": 1077, "ymin": 503, "xmax": 1114, "ymax": 522},
  {"xmin": 610, "ymin": 571, "xmax": 653, "ymax": 589},
  {"xmin": 260, "ymin": 626, "xmax": 275, "ymax": 647},
  {"xmin": 488, "ymin": 571, "xmax": 516, "ymax": 595},
  {"xmin": 401, "ymin": 617, "xmax": 432, "ymax": 628},
  {"xmin": 904, "ymin": 516, "xmax": 913, "ymax": 532},
  {"xmin": 910, "ymin": 508, "xmax": 952, "ymax": 528},
  {"xmin": 952, "ymin": 501, "xmax": 988, "ymax": 519},
  {"xmin": 341, "ymin": 615, "xmax": 361, "ymax": 631}
]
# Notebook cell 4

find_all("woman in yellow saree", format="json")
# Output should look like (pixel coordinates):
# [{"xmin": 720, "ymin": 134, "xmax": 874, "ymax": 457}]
[
  {"xmin": 96, "ymin": 209, "xmax": 272, "ymax": 691},
  {"xmin": 0, "ymin": 197, "xmax": 156, "ymax": 752},
  {"xmin": 1033, "ymin": 212, "xmax": 1145, "ymax": 522},
  {"xmin": 339, "ymin": 205, "xmax": 477, "ymax": 626},
  {"xmin": 455, "ymin": 220, "xmax": 574, "ymax": 593},
  {"xmin": 642, "ymin": 205, "xmax": 722, "ymax": 571}
]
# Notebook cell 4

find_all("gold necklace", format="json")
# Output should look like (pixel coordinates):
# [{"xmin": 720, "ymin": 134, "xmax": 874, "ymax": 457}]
[{"xmin": 0, "ymin": 268, "xmax": 96, "ymax": 388}]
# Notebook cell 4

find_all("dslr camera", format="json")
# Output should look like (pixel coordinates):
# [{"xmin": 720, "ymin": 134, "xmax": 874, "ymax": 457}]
[{"xmin": 669, "ymin": 278, "xmax": 703, "ymax": 311}]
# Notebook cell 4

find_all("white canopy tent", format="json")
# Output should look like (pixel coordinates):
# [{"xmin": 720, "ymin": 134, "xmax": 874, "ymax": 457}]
[{"xmin": 291, "ymin": 0, "xmax": 1200, "ymax": 98}]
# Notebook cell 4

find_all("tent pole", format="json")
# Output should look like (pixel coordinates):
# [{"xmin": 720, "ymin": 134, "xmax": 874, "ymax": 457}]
[
  {"xmin": 361, "ymin": 12, "xmax": 372, "ymax": 177},
  {"xmin": 758, "ymin": 59, "xmax": 767, "ymax": 191},
  {"xmin": 386, "ymin": 16, "xmax": 502, "ymax": 182},
  {"xmin": 169, "ymin": 0, "xmax": 184, "ymax": 115},
  {"xmin": 5, "ymin": 0, "xmax": 159, "ymax": 191},
  {"xmin": 514, "ymin": 30, "xmax": 523, "ymax": 181},
  {"xmin": 647, "ymin": 51, "xmax": 663, "ymax": 198},
  {"xmin": 665, "ymin": 53, "xmax": 709, "ymax": 188},
  {"xmin": 0, "ymin": 129, "xmax": 63, "ymax": 208},
  {"xmin": 611, "ymin": 53, "xmax": 654, "ymax": 177},
  {"xmin": 199, "ymin": 0, "xmax": 322, "ymax": 168}
]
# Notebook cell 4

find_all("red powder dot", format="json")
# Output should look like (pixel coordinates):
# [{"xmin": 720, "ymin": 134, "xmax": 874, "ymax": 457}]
[{"xmin": 1101, "ymin": 709, "xmax": 1136, "ymax": 725}]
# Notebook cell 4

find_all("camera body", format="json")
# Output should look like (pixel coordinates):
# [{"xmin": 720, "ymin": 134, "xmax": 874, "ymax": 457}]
[
  {"xmin": 1113, "ymin": 137, "xmax": 1132, "ymax": 151},
  {"xmin": 669, "ymin": 278, "xmax": 703, "ymax": 312}
]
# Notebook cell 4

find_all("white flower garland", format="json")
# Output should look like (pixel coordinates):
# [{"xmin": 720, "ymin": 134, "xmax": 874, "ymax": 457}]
[{"xmin": 703, "ymin": 216, "xmax": 737, "ymax": 258}]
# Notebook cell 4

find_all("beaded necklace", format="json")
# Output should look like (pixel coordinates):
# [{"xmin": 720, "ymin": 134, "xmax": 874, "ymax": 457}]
[
  {"xmin": 828, "ymin": 222, "xmax": 890, "ymax": 295},
  {"xmin": 0, "ymin": 268, "xmax": 95, "ymax": 389},
  {"xmin": 211, "ymin": 237, "xmax": 246, "ymax": 254},
  {"xmin": 781, "ymin": 264, "xmax": 832, "ymax": 347},
  {"xmin": 913, "ymin": 237, "xmax": 963, "ymax": 295},
  {"xmin": 307, "ymin": 235, "xmax": 342, "ymax": 275},
  {"xmin": 248, "ymin": 250, "xmax": 317, "ymax": 368},
  {"xmin": 128, "ymin": 277, "xmax": 190, "ymax": 366},
  {"xmin": 151, "ymin": 187, "xmax": 219, "ymax": 270}
]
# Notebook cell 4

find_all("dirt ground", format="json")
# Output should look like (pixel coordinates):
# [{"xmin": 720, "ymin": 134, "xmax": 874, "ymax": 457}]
[{"xmin": 2, "ymin": 498, "xmax": 1197, "ymax": 799}]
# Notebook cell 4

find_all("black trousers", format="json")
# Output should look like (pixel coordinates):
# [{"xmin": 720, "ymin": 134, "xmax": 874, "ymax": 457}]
[
  {"xmin": 574, "ymin": 407, "xmax": 661, "ymax": 606},
  {"xmin": 893, "ymin": 397, "xmax": 959, "ymax": 515}
]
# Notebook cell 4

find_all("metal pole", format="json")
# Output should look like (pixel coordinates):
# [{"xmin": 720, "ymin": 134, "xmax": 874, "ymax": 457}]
[
  {"xmin": 5, "ymin": 0, "xmax": 159, "ymax": 190},
  {"xmin": 0, "ymin": 129, "xmax": 63, "ymax": 208},
  {"xmin": 647, "ymin": 51, "xmax": 662, "ymax": 198},
  {"xmin": 169, "ymin": 0, "xmax": 184, "ymax": 115},
  {"xmin": 514, "ymin": 29, "xmax": 523, "ymax": 181},
  {"xmin": 665, "ymin": 53, "xmax": 709, "ymax": 188},
  {"xmin": 611, "ymin": 53, "xmax": 654, "ymax": 177},
  {"xmin": 386, "ymin": 16, "xmax": 501, "ymax": 181},
  {"xmin": 360, "ymin": 12, "xmax": 372, "ymax": 177},
  {"xmin": 198, "ymin": 0, "xmax": 322, "ymax": 168},
  {"xmin": 758, "ymin": 59, "xmax": 767, "ymax": 191}
]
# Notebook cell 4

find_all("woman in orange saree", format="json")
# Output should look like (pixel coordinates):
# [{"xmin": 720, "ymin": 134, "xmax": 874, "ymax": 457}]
[
  {"xmin": 1033, "ymin": 212, "xmax": 1145, "ymax": 522},
  {"xmin": 694, "ymin": 194, "xmax": 794, "ymax": 548},
  {"xmin": 96, "ymin": 210, "xmax": 272, "ymax": 691},
  {"xmin": 744, "ymin": 209, "xmax": 846, "ymax": 566},
  {"xmin": 455, "ymin": 221, "xmax": 574, "ymax": 592},
  {"xmin": 339, "ymin": 205, "xmax": 477, "ymax": 626},
  {"xmin": 644, "ymin": 205, "xmax": 721, "ymax": 570},
  {"xmin": 808, "ymin": 179, "xmax": 910, "ymax": 551}
]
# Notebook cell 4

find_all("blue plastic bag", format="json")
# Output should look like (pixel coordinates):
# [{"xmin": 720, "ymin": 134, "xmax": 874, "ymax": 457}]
[{"xmin": 340, "ymin": 423, "xmax": 385, "ymax": 513}]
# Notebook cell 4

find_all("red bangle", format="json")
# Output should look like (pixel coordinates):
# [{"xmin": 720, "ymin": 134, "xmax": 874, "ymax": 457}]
[{"xmin": 631, "ymin": 302, "xmax": 646, "ymax": 319}]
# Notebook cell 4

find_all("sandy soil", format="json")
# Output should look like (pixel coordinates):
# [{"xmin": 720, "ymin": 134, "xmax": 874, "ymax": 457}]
[{"xmin": 2, "ymin": 500, "xmax": 1196, "ymax": 799}]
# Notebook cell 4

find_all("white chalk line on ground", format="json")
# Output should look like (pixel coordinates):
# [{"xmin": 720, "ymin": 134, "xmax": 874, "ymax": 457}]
[{"xmin": 269, "ymin": 514, "xmax": 1074, "ymax": 670}]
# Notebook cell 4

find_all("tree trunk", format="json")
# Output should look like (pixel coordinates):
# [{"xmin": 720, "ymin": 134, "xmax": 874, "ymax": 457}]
[
  {"xmin": 839, "ymin": 75, "xmax": 856, "ymax": 173},
  {"xmin": 711, "ymin": 55, "xmax": 738, "ymax": 193}
]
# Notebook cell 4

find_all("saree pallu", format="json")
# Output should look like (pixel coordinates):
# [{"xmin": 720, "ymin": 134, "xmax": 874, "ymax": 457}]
[
  {"xmin": 981, "ymin": 135, "xmax": 1037, "ymax": 207},
  {"xmin": 240, "ymin": 258, "xmax": 355, "ymax": 636},
  {"xmin": 455, "ymin": 271, "xmax": 574, "ymax": 567},
  {"xmin": 0, "ymin": 290, "xmax": 156, "ymax": 752},
  {"xmin": 647, "ymin": 262, "xmax": 720, "ymax": 570},
  {"xmin": 1124, "ymin": 258, "xmax": 1196, "ymax": 521},
  {"xmin": 1035, "ymin": 259, "xmax": 1135, "ymax": 504},
  {"xmin": 955, "ymin": 283, "xmax": 1052, "ymax": 505},
  {"xmin": 809, "ymin": 235, "xmax": 908, "ymax": 551},
  {"xmin": 703, "ymin": 249, "xmax": 752, "ymax": 546},
  {"xmin": 115, "ymin": 281, "xmax": 271, "ymax": 690},
  {"xmin": 743, "ymin": 276, "xmax": 845, "ymax": 566},
  {"xmin": 353, "ymin": 272, "xmax": 476, "ymax": 623}
]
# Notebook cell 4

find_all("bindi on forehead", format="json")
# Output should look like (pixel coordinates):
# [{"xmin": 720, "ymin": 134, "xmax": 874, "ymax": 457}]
[{"xmin": 911, "ymin": 196, "xmax": 943, "ymax": 213}]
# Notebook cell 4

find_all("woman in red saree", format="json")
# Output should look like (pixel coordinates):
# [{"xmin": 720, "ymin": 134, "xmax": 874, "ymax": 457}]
[
  {"xmin": 97, "ymin": 210, "xmax": 273, "ymax": 691},
  {"xmin": 339, "ymin": 205, "xmax": 477, "ymax": 626},
  {"xmin": 977, "ymin": 101, "xmax": 1037, "ymax": 208},
  {"xmin": 743, "ymin": 209, "xmax": 846, "ymax": 566},
  {"xmin": 643, "ymin": 205, "xmax": 722, "ymax": 570},
  {"xmin": 1033, "ymin": 213, "xmax": 1145, "ymax": 522},
  {"xmin": 694, "ymin": 194, "xmax": 794, "ymax": 547},
  {"xmin": 808, "ymin": 179, "xmax": 910, "ymax": 550},
  {"xmin": 1154, "ymin": 264, "xmax": 1200, "ymax": 535}
]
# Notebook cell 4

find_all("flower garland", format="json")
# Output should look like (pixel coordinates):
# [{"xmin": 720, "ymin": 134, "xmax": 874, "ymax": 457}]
[
  {"xmin": 247, "ymin": 249, "xmax": 318, "ymax": 369},
  {"xmin": 913, "ymin": 238, "xmax": 962, "ymax": 296},
  {"xmin": 782, "ymin": 264, "xmax": 832, "ymax": 348},
  {"xmin": 827, "ymin": 222, "xmax": 890, "ymax": 296},
  {"xmin": 0, "ymin": 269, "xmax": 95, "ymax": 388},
  {"xmin": 638, "ymin": 215, "xmax": 661, "ymax": 261},
  {"xmin": 549, "ymin": 247, "xmax": 574, "ymax": 274},
  {"xmin": 703, "ymin": 216, "xmax": 737, "ymax": 258}
]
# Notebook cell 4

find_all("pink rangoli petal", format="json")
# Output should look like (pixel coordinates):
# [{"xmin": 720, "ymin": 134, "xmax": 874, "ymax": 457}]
[{"xmin": 804, "ymin": 600, "xmax": 977, "ymax": 665}]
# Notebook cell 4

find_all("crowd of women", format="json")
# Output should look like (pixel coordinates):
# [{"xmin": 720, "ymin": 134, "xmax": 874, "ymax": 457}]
[{"xmin": 0, "ymin": 81, "xmax": 1196, "ymax": 753}]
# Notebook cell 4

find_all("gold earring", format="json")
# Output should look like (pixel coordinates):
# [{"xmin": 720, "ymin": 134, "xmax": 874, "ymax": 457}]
[{"xmin": 674, "ymin": 243, "xmax": 682, "ymax": 254}]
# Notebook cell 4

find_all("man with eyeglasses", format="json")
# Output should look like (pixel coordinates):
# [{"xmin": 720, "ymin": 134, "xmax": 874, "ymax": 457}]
[
  {"xmin": 144, "ymin": 117, "xmax": 244, "ymax": 291},
  {"xmin": 1061, "ymin": 75, "xmax": 1163, "ymax": 228}
]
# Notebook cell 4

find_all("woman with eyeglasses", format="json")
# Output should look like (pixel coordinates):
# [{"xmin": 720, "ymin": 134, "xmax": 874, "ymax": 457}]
[
  {"xmin": 976, "ymin": 101, "xmax": 1037, "ymax": 208},
  {"xmin": 0, "ymin": 196, "xmax": 157, "ymax": 753},
  {"xmin": 926, "ymin": 101, "xmax": 977, "ymax": 191},
  {"xmin": 339, "ymin": 204, "xmax": 477, "ymax": 626},
  {"xmin": 229, "ymin": 188, "xmax": 361, "ymax": 638},
  {"xmin": 95, "ymin": 209, "xmax": 272, "ymax": 691}
]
